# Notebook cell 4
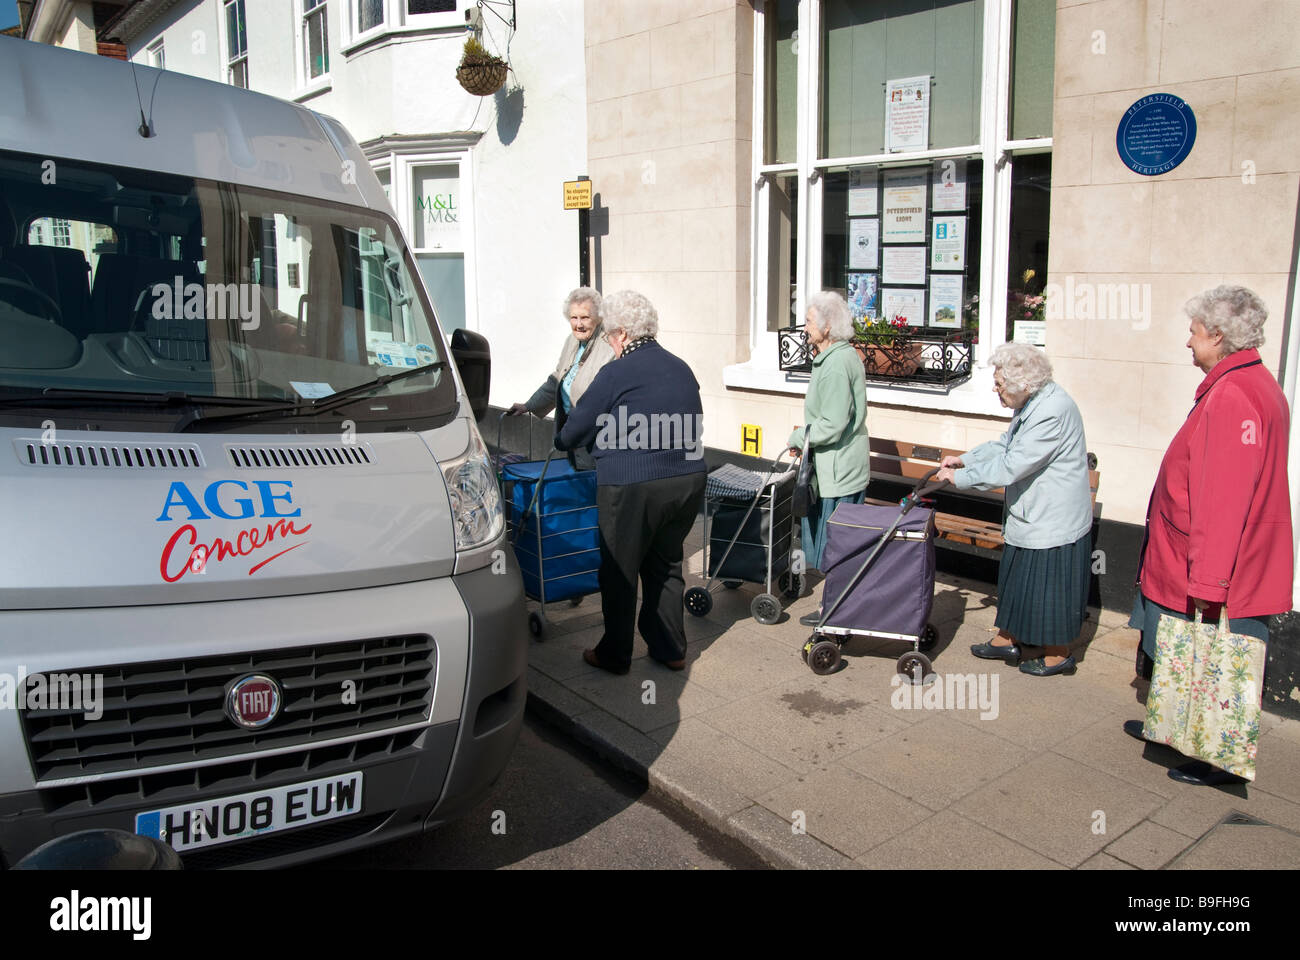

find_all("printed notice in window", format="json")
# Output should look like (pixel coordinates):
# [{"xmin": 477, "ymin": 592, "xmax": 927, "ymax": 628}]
[
  {"xmin": 881, "ymin": 169, "xmax": 928, "ymax": 244},
  {"xmin": 885, "ymin": 76, "xmax": 931, "ymax": 153}
]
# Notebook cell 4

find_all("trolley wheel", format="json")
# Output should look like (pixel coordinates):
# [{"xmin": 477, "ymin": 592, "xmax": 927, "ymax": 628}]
[
  {"xmin": 919, "ymin": 623, "xmax": 939, "ymax": 652},
  {"xmin": 751, "ymin": 593, "xmax": 781, "ymax": 626},
  {"xmin": 684, "ymin": 587, "xmax": 713, "ymax": 617},
  {"xmin": 569, "ymin": 596, "xmax": 584, "ymax": 607},
  {"xmin": 528, "ymin": 611, "xmax": 546, "ymax": 639},
  {"xmin": 800, "ymin": 638, "xmax": 814, "ymax": 663},
  {"xmin": 722, "ymin": 580, "xmax": 743, "ymax": 590},
  {"xmin": 807, "ymin": 640, "xmax": 841, "ymax": 675},
  {"xmin": 896, "ymin": 651, "xmax": 933, "ymax": 683},
  {"xmin": 778, "ymin": 570, "xmax": 804, "ymax": 600}
]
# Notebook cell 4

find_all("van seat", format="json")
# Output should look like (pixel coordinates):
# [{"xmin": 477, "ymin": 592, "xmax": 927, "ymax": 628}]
[{"xmin": 0, "ymin": 245, "xmax": 92, "ymax": 337}]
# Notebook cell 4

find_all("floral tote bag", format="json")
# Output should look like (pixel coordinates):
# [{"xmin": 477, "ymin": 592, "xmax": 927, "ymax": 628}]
[{"xmin": 1142, "ymin": 609, "xmax": 1265, "ymax": 781}]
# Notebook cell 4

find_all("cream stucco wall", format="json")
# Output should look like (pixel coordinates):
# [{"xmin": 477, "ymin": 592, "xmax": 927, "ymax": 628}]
[
  {"xmin": 1048, "ymin": 0, "xmax": 1300, "ymax": 525},
  {"xmin": 585, "ymin": 0, "xmax": 755, "ymax": 456}
]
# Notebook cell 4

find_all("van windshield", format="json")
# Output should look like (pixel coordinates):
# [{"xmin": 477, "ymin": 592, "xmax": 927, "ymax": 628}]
[{"xmin": 0, "ymin": 149, "xmax": 456, "ymax": 430}]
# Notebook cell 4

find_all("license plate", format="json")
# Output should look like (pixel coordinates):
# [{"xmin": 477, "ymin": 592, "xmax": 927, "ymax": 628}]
[{"xmin": 135, "ymin": 771, "xmax": 363, "ymax": 853}]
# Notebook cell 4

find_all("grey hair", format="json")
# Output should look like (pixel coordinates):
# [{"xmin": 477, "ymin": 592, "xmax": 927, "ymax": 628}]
[
  {"xmin": 601, "ymin": 290, "xmax": 659, "ymax": 340},
  {"xmin": 990, "ymin": 342, "xmax": 1053, "ymax": 396},
  {"xmin": 1185, "ymin": 285, "xmax": 1267, "ymax": 354},
  {"xmin": 807, "ymin": 291, "xmax": 854, "ymax": 343},
  {"xmin": 562, "ymin": 286, "xmax": 603, "ymax": 323}
]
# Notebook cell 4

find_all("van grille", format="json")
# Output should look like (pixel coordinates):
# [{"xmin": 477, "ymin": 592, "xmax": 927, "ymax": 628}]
[
  {"xmin": 15, "ymin": 439, "xmax": 204, "ymax": 469},
  {"xmin": 226, "ymin": 443, "xmax": 374, "ymax": 468},
  {"xmin": 21, "ymin": 635, "xmax": 435, "ymax": 783}
]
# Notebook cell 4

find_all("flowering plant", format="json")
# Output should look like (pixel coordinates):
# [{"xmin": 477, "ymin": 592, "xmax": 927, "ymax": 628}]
[
  {"xmin": 853, "ymin": 314, "xmax": 911, "ymax": 346},
  {"xmin": 1009, "ymin": 268, "xmax": 1046, "ymax": 325}
]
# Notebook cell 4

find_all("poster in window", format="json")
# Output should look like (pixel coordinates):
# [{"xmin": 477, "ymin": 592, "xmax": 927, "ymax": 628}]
[
  {"xmin": 930, "ymin": 216, "xmax": 966, "ymax": 271},
  {"xmin": 885, "ymin": 76, "xmax": 931, "ymax": 153},
  {"xmin": 882, "ymin": 246, "xmax": 927, "ymax": 285},
  {"xmin": 931, "ymin": 158, "xmax": 967, "ymax": 211},
  {"xmin": 411, "ymin": 164, "xmax": 461, "ymax": 251},
  {"xmin": 881, "ymin": 288, "xmax": 925, "ymax": 327},
  {"xmin": 846, "ymin": 273, "xmax": 879, "ymax": 320},
  {"xmin": 928, "ymin": 274, "xmax": 963, "ymax": 329},
  {"xmin": 847, "ymin": 169, "xmax": 878, "ymax": 216},
  {"xmin": 881, "ymin": 169, "xmax": 927, "ymax": 244},
  {"xmin": 847, "ymin": 218, "xmax": 879, "ymax": 269}
]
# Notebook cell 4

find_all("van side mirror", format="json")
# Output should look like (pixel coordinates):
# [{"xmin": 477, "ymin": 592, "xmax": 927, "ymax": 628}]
[{"xmin": 450, "ymin": 328, "xmax": 491, "ymax": 421}]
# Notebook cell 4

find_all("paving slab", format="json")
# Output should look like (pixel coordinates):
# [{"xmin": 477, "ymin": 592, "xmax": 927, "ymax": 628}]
[
  {"xmin": 840, "ymin": 713, "xmax": 1032, "ymax": 811},
  {"xmin": 649, "ymin": 716, "xmax": 803, "ymax": 799},
  {"xmin": 698, "ymin": 676, "xmax": 910, "ymax": 774},
  {"xmin": 1104, "ymin": 820, "xmax": 1195, "ymax": 869},
  {"xmin": 1148, "ymin": 781, "xmax": 1300, "ymax": 839},
  {"xmin": 855, "ymin": 809, "xmax": 1062, "ymax": 869},
  {"xmin": 566, "ymin": 659, "xmax": 730, "ymax": 734},
  {"xmin": 724, "ymin": 805, "xmax": 858, "ymax": 870},
  {"xmin": 953, "ymin": 752, "xmax": 1165, "ymax": 867},
  {"xmin": 1054, "ymin": 710, "xmax": 1186, "ymax": 799},
  {"xmin": 756, "ymin": 764, "xmax": 933, "ymax": 859},
  {"xmin": 1170, "ymin": 814, "xmax": 1300, "ymax": 870},
  {"xmin": 1077, "ymin": 852, "xmax": 1138, "ymax": 870}
]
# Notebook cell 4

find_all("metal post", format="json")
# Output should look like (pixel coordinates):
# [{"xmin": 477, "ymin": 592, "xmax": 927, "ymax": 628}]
[{"xmin": 578, "ymin": 207, "xmax": 590, "ymax": 287}]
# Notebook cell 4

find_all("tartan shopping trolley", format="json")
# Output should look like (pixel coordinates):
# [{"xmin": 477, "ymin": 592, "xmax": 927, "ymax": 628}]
[{"xmin": 683, "ymin": 453, "xmax": 803, "ymax": 626}]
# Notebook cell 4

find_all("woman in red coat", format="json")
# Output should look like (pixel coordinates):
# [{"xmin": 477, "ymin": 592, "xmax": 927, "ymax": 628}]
[{"xmin": 1127, "ymin": 286, "xmax": 1293, "ymax": 786}]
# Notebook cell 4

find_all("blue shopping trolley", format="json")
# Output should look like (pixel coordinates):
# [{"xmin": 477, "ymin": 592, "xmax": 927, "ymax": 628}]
[{"xmin": 498, "ymin": 418, "xmax": 601, "ymax": 639}]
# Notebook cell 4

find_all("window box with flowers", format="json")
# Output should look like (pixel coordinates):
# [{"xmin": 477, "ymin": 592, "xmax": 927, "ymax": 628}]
[{"xmin": 778, "ymin": 315, "xmax": 974, "ymax": 391}]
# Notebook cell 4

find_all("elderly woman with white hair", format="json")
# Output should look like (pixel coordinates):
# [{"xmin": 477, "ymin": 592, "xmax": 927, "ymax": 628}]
[
  {"xmin": 555, "ymin": 290, "xmax": 707, "ymax": 675},
  {"xmin": 935, "ymin": 342, "xmax": 1093, "ymax": 676},
  {"xmin": 1124, "ymin": 285, "xmax": 1291, "ymax": 786},
  {"xmin": 508, "ymin": 286, "xmax": 615, "ymax": 469},
  {"xmin": 787, "ymin": 291, "xmax": 872, "ymax": 626}
]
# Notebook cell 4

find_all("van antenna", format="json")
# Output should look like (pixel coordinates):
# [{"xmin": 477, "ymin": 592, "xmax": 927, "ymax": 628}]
[{"xmin": 128, "ymin": 58, "xmax": 164, "ymax": 138}]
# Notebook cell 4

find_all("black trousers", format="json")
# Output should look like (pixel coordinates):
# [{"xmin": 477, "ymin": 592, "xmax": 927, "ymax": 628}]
[{"xmin": 594, "ymin": 472, "xmax": 707, "ymax": 670}]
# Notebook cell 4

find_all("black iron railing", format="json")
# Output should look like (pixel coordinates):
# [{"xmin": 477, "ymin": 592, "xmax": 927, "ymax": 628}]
[{"xmin": 777, "ymin": 327, "xmax": 975, "ymax": 391}]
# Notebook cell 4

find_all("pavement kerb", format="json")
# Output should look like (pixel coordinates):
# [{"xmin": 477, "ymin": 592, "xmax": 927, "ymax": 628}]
[{"xmin": 525, "ymin": 668, "xmax": 857, "ymax": 869}]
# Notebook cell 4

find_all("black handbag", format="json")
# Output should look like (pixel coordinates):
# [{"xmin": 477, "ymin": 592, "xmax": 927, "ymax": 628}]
[{"xmin": 791, "ymin": 428, "xmax": 818, "ymax": 520}]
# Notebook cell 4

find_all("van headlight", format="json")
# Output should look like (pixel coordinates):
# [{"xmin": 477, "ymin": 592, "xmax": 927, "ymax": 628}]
[{"xmin": 442, "ymin": 423, "xmax": 504, "ymax": 552}]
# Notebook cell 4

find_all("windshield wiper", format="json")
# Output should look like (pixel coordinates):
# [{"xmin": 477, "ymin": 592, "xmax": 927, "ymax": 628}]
[
  {"xmin": 0, "ymin": 387, "xmax": 282, "ymax": 408},
  {"xmin": 174, "ymin": 361, "xmax": 444, "ymax": 432}
]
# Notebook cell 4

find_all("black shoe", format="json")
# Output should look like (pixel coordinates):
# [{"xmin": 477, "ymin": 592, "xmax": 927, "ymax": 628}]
[
  {"xmin": 1167, "ymin": 760, "xmax": 1249, "ymax": 787},
  {"xmin": 799, "ymin": 611, "xmax": 822, "ymax": 627},
  {"xmin": 1122, "ymin": 720, "xmax": 1148, "ymax": 743},
  {"xmin": 970, "ymin": 640, "xmax": 1019, "ymax": 662},
  {"xmin": 1018, "ymin": 655, "xmax": 1077, "ymax": 676}
]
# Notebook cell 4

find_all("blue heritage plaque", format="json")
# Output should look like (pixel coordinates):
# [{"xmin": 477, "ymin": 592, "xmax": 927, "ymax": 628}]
[{"xmin": 1116, "ymin": 93, "xmax": 1197, "ymax": 176}]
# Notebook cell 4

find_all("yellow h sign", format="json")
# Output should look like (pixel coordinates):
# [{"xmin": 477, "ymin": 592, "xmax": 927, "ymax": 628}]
[{"xmin": 741, "ymin": 424, "xmax": 762, "ymax": 457}]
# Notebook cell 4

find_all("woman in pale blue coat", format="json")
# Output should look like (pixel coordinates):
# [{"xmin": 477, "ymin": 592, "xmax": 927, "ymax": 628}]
[{"xmin": 935, "ymin": 343, "xmax": 1093, "ymax": 677}]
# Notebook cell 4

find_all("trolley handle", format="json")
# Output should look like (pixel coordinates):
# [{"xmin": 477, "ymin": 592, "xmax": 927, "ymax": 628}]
[
  {"xmin": 497, "ymin": 408, "xmax": 537, "ymax": 463},
  {"xmin": 900, "ymin": 467, "xmax": 946, "ymax": 515}
]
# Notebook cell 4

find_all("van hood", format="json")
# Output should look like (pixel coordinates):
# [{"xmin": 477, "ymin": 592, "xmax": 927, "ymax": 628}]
[{"xmin": 0, "ymin": 423, "xmax": 467, "ymax": 610}]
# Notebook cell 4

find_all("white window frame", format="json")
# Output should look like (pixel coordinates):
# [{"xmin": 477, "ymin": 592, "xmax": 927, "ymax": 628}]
[
  {"xmin": 297, "ymin": 0, "xmax": 333, "ymax": 95},
  {"xmin": 222, "ymin": 0, "xmax": 249, "ymax": 89},
  {"xmin": 341, "ymin": 0, "xmax": 463, "ymax": 54},
  {"xmin": 735, "ymin": 0, "xmax": 1051, "ymax": 416},
  {"xmin": 368, "ymin": 149, "xmax": 478, "ymax": 333},
  {"xmin": 147, "ymin": 38, "xmax": 165, "ymax": 70}
]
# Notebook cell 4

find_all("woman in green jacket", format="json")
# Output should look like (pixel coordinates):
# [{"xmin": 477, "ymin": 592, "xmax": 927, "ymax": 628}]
[{"xmin": 788, "ymin": 291, "xmax": 872, "ymax": 626}]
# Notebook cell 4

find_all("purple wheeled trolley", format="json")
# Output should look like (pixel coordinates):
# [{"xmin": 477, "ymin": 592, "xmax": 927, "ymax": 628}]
[{"xmin": 801, "ymin": 469, "xmax": 944, "ymax": 680}]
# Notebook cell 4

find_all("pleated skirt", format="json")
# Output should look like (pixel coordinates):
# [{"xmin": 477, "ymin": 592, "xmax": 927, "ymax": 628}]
[{"xmin": 995, "ymin": 531, "xmax": 1091, "ymax": 648}]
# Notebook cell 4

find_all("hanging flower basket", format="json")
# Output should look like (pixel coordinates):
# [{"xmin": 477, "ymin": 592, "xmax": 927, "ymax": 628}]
[{"xmin": 456, "ymin": 55, "xmax": 508, "ymax": 95}]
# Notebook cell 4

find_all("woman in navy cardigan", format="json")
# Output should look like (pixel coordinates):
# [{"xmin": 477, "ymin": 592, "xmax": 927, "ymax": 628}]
[{"xmin": 556, "ymin": 290, "xmax": 707, "ymax": 675}]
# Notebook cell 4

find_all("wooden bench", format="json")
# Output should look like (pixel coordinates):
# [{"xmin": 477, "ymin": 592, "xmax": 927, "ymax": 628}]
[{"xmin": 866, "ymin": 437, "xmax": 1101, "ymax": 557}]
